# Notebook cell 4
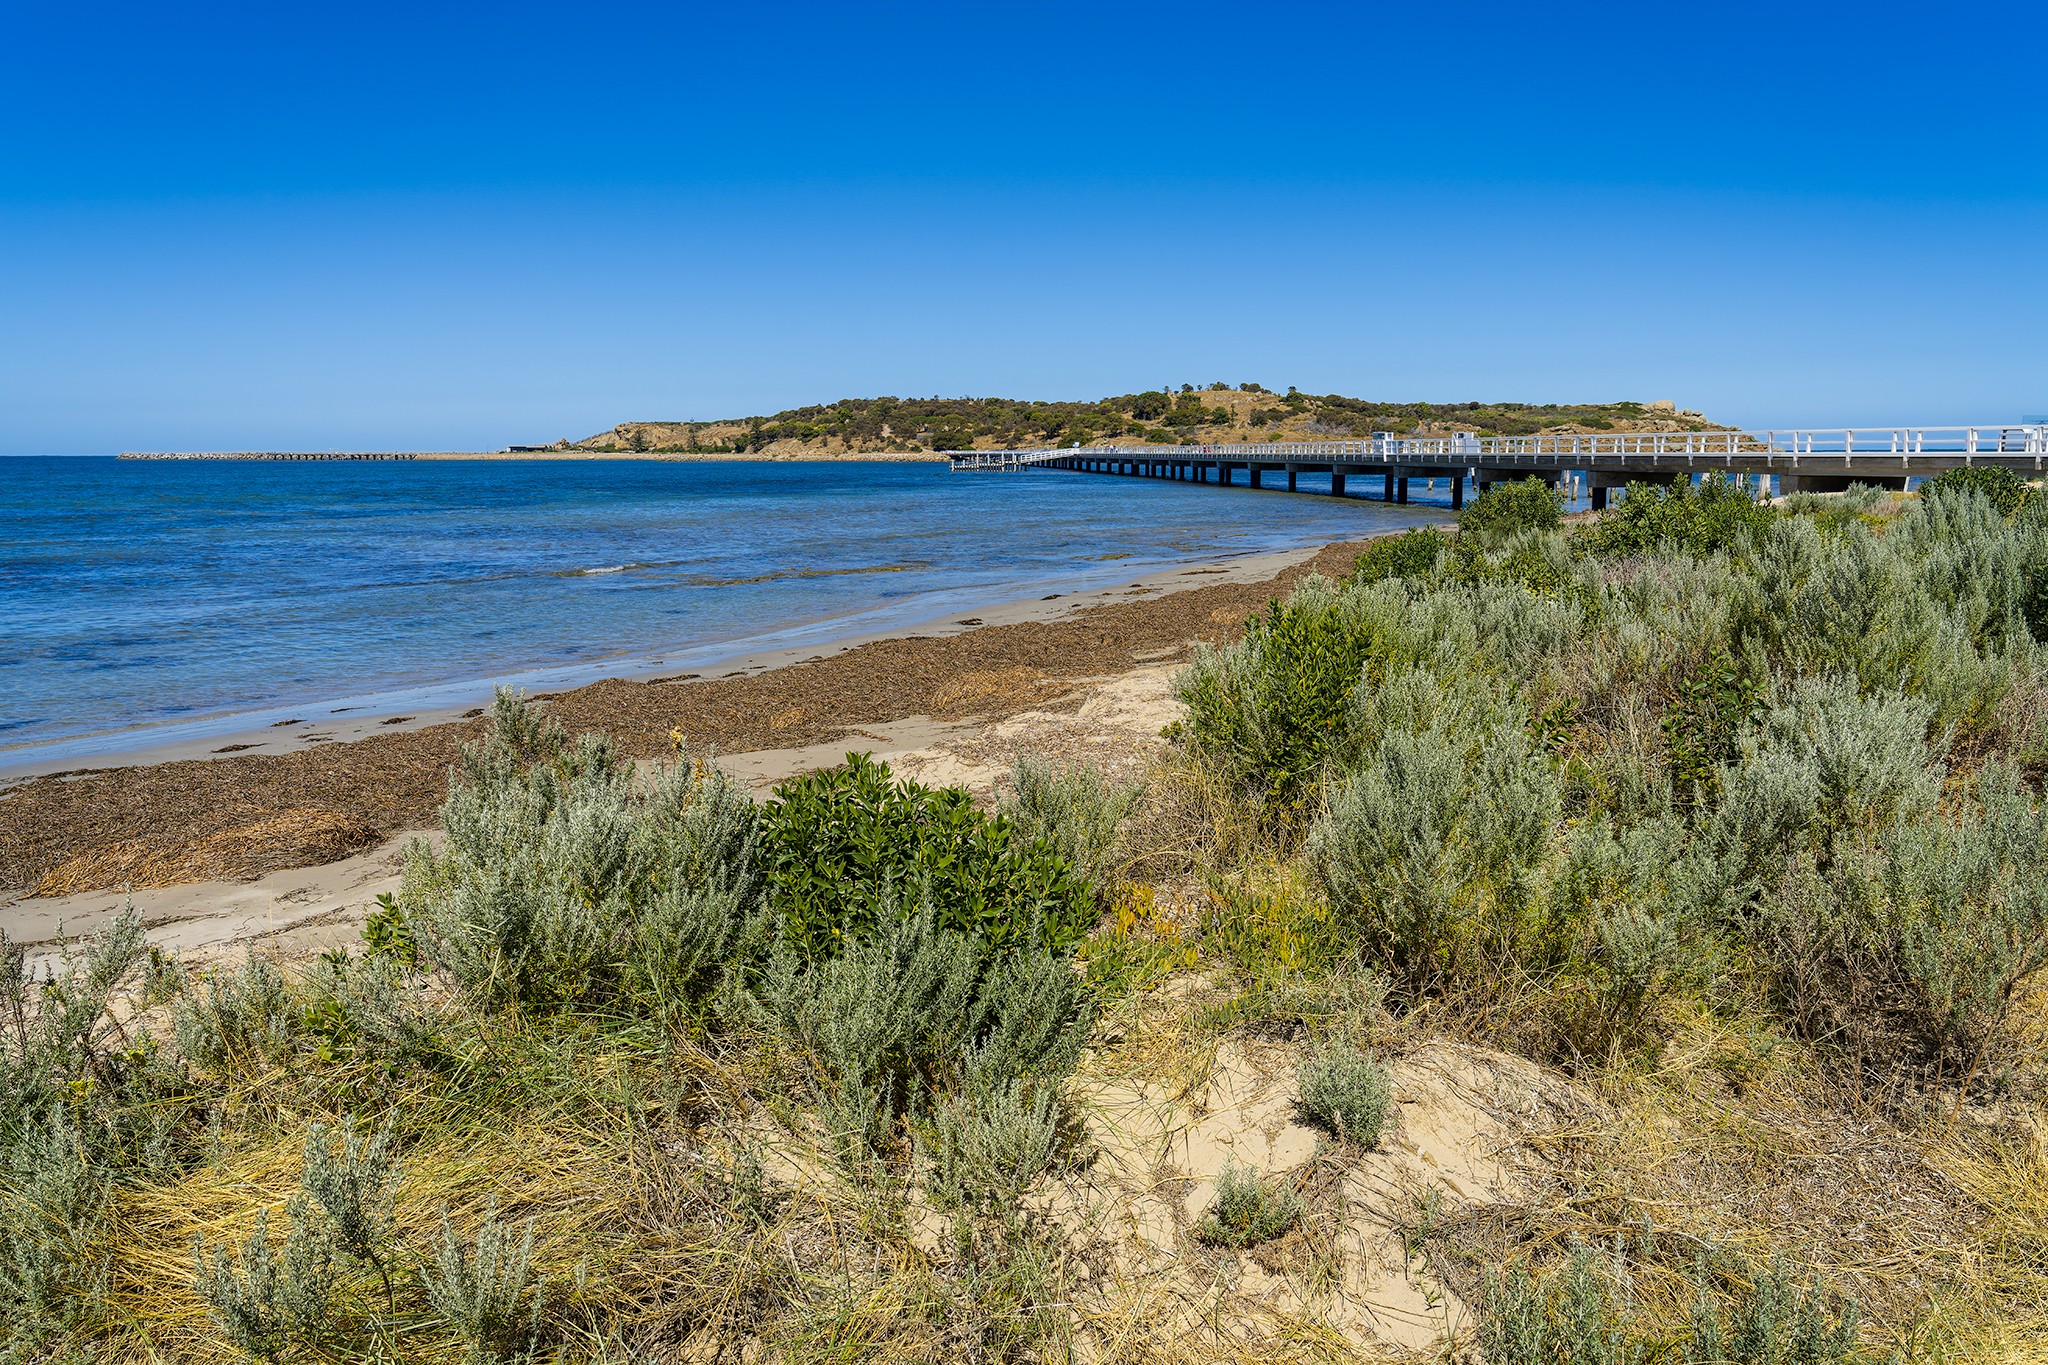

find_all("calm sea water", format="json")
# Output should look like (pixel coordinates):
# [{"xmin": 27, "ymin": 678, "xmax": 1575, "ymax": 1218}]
[{"xmin": 0, "ymin": 456, "xmax": 1452, "ymax": 769}]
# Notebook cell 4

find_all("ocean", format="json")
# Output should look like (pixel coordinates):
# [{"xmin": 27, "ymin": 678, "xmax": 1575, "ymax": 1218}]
[{"xmin": 0, "ymin": 456, "xmax": 1453, "ymax": 771}]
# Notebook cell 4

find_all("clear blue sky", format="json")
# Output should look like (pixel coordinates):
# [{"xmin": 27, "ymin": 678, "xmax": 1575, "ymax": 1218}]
[{"xmin": 4, "ymin": 0, "xmax": 2043, "ymax": 452}]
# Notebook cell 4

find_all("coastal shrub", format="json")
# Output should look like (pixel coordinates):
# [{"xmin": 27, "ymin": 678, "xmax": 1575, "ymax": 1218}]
[
  {"xmin": 1876, "ymin": 761, "xmax": 2048, "ymax": 1066},
  {"xmin": 1715, "ymin": 675, "xmax": 1940, "ymax": 872},
  {"xmin": 400, "ymin": 689, "xmax": 762, "ymax": 1016},
  {"xmin": 763, "ymin": 753, "xmax": 1093, "ymax": 956},
  {"xmin": 1582, "ymin": 473, "xmax": 1775, "ymax": 559},
  {"xmin": 0, "ymin": 909, "xmax": 188, "ymax": 1171},
  {"xmin": 1460, "ymin": 477, "xmax": 1564, "ymax": 542},
  {"xmin": 1684, "ymin": 1258, "xmax": 1863, "ymax": 1365},
  {"xmin": 1295, "ymin": 1042, "xmax": 1392, "ymax": 1148},
  {"xmin": 1353, "ymin": 525, "xmax": 1448, "ymax": 584},
  {"xmin": 927, "ymin": 1076, "xmax": 1061, "ymax": 1220},
  {"xmin": 1308, "ymin": 669, "xmax": 1561, "ymax": 997},
  {"xmin": 1173, "ymin": 574, "xmax": 1387, "ymax": 816},
  {"xmin": 1478, "ymin": 1247, "xmax": 1868, "ymax": 1365},
  {"xmin": 1478, "ymin": 1246, "xmax": 1636, "ymax": 1365},
  {"xmin": 1662, "ymin": 646, "xmax": 1765, "ymax": 810},
  {"xmin": 421, "ymin": 1200, "xmax": 541, "ymax": 1365},
  {"xmin": 172, "ymin": 954, "xmax": 301, "ymax": 1075},
  {"xmin": 299, "ymin": 1117, "xmax": 401, "ymax": 1301},
  {"xmin": 1001, "ymin": 756, "xmax": 1136, "ymax": 904},
  {"xmin": 1196, "ymin": 1161, "xmax": 1301, "ymax": 1248},
  {"xmin": 0, "ymin": 1107, "xmax": 113, "ymax": 1333},
  {"xmin": 297, "ymin": 951, "xmax": 441, "ymax": 1069},
  {"xmin": 748, "ymin": 906, "xmax": 1091, "ymax": 1169},
  {"xmin": 1925, "ymin": 464, "xmax": 2031, "ymax": 517},
  {"xmin": 192, "ymin": 1200, "xmax": 340, "ymax": 1360}
]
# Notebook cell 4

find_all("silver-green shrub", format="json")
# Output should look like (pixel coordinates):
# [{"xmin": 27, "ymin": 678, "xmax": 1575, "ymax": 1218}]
[
  {"xmin": 1881, "ymin": 761, "xmax": 2048, "ymax": 1065},
  {"xmin": 421, "ymin": 1199, "xmax": 540, "ymax": 1365},
  {"xmin": 300, "ymin": 1116, "xmax": 400, "ymax": 1301},
  {"xmin": 1309, "ymin": 667, "xmax": 1561, "ymax": 995},
  {"xmin": 173, "ymin": 953, "xmax": 300, "ymax": 1075},
  {"xmin": 0, "ymin": 1107, "xmax": 112, "ymax": 1329},
  {"xmin": 191, "ymin": 1198, "xmax": 339, "ymax": 1360},
  {"xmin": 401, "ymin": 688, "xmax": 762, "ymax": 1015},
  {"xmin": 1195, "ymin": 1160, "xmax": 1301, "ymax": 1248},
  {"xmin": 1295, "ymin": 1041, "xmax": 1391, "ymax": 1148},
  {"xmin": 1002, "ymin": 756, "xmax": 1137, "ymax": 902},
  {"xmin": 1716, "ymin": 674, "xmax": 1940, "ymax": 872},
  {"xmin": 1684, "ymin": 1257, "xmax": 1861, "ymax": 1364},
  {"xmin": 748, "ymin": 905, "xmax": 1091, "ymax": 1171},
  {"xmin": 1480, "ymin": 1244, "xmax": 1641, "ymax": 1365}
]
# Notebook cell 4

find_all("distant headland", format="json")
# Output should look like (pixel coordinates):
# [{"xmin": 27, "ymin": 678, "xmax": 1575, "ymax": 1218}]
[{"xmin": 118, "ymin": 387, "xmax": 1723, "ymax": 461}]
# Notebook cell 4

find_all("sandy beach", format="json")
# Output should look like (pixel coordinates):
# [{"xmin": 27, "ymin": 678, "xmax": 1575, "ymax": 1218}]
[{"xmin": 0, "ymin": 536, "xmax": 1376, "ymax": 961}]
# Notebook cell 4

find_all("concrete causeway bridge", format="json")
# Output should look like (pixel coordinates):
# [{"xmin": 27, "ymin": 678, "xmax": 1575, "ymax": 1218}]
[{"xmin": 947, "ymin": 425, "xmax": 2048, "ymax": 509}]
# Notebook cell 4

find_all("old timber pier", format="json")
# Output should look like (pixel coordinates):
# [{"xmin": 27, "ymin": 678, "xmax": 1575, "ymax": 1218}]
[{"xmin": 948, "ymin": 425, "xmax": 2048, "ymax": 509}]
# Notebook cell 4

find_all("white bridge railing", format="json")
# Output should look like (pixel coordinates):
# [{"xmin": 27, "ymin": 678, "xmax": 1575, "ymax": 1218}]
[{"xmin": 949, "ymin": 425, "xmax": 2048, "ymax": 471}]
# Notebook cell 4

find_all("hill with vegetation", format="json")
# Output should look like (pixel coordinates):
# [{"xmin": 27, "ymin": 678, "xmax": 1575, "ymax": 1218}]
[{"xmin": 558, "ymin": 385, "xmax": 1721, "ymax": 456}]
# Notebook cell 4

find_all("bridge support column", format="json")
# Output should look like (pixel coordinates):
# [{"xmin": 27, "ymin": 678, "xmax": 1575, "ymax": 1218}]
[
  {"xmin": 1450, "ymin": 473, "xmax": 1464, "ymax": 510},
  {"xmin": 1588, "ymin": 471, "xmax": 1677, "ymax": 506},
  {"xmin": 1383, "ymin": 471, "xmax": 1397, "ymax": 502},
  {"xmin": 1331, "ymin": 472, "xmax": 1346, "ymax": 497},
  {"xmin": 1249, "ymin": 468, "xmax": 1262, "ymax": 489},
  {"xmin": 1287, "ymin": 469, "xmax": 1298, "ymax": 492},
  {"xmin": 1397, "ymin": 476, "xmax": 1409, "ymax": 505}
]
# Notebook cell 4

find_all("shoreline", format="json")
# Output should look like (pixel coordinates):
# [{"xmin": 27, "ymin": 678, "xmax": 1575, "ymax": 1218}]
[
  {"xmin": 0, "ymin": 535, "xmax": 1393, "ymax": 902},
  {"xmin": 0, "ymin": 541, "xmax": 1360, "ymax": 782}
]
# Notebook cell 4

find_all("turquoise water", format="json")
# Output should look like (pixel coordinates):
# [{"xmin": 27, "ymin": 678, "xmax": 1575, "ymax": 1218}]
[{"xmin": 0, "ymin": 456, "xmax": 1451, "ymax": 768}]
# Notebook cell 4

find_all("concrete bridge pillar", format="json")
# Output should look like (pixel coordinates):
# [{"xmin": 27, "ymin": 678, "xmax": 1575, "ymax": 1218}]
[
  {"xmin": 1331, "ymin": 472, "xmax": 1347, "ymax": 497},
  {"xmin": 1586, "ymin": 469, "xmax": 1677, "ymax": 510},
  {"xmin": 1450, "ymin": 471, "xmax": 1464, "ymax": 510},
  {"xmin": 1287, "ymin": 468, "xmax": 1298, "ymax": 492}
]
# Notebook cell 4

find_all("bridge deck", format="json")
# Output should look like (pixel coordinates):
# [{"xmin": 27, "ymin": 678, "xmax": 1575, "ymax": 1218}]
[{"xmin": 948, "ymin": 426, "xmax": 2046, "ymax": 508}]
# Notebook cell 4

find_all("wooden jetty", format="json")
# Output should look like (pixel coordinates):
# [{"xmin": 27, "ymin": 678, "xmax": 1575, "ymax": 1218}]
[{"xmin": 948, "ymin": 425, "xmax": 2048, "ymax": 509}]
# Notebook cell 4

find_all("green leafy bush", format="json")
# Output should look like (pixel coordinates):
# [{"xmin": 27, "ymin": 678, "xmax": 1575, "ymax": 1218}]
[
  {"xmin": 1295, "ymin": 1041, "xmax": 1392, "ymax": 1147},
  {"xmin": 1460, "ymin": 477, "xmax": 1563, "ymax": 542},
  {"xmin": 763, "ymin": 753, "xmax": 1093, "ymax": 956},
  {"xmin": 1195, "ymin": 1161, "xmax": 1301, "ymax": 1247},
  {"xmin": 1582, "ymin": 473, "xmax": 1775, "ymax": 558},
  {"xmin": 1172, "ymin": 575, "xmax": 1383, "ymax": 815},
  {"xmin": 1925, "ymin": 464, "xmax": 2031, "ymax": 517},
  {"xmin": 1353, "ymin": 525, "xmax": 1449, "ymax": 583}
]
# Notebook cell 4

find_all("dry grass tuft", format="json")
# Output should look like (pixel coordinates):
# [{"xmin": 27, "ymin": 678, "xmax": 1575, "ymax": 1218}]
[{"xmin": 31, "ymin": 806, "xmax": 383, "ymax": 896}]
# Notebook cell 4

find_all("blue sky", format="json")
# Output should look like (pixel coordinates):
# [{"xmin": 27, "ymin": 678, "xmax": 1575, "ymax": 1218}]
[{"xmin": 3, "ymin": 0, "xmax": 2043, "ymax": 452}]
